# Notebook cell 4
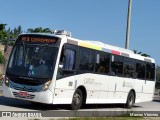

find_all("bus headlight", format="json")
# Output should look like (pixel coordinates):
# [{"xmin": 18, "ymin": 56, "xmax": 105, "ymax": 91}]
[
  {"xmin": 4, "ymin": 76, "xmax": 10, "ymax": 87},
  {"xmin": 41, "ymin": 80, "xmax": 51, "ymax": 91}
]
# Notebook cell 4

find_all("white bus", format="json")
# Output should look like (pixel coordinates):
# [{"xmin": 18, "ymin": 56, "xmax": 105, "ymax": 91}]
[{"xmin": 2, "ymin": 30, "xmax": 156, "ymax": 110}]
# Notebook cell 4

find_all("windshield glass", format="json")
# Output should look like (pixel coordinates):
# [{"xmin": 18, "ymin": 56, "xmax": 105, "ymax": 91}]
[{"xmin": 7, "ymin": 44, "xmax": 58, "ymax": 79}]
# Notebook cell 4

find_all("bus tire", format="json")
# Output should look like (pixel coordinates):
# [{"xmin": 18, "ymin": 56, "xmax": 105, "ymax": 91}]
[
  {"xmin": 70, "ymin": 89, "xmax": 83, "ymax": 110},
  {"xmin": 125, "ymin": 91, "xmax": 135, "ymax": 109}
]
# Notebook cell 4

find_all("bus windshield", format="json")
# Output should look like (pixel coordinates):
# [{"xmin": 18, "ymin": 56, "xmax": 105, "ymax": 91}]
[{"xmin": 7, "ymin": 44, "xmax": 58, "ymax": 79}]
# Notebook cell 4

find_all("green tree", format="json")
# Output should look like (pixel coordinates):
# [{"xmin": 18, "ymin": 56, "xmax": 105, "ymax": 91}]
[
  {"xmin": 3, "ymin": 25, "xmax": 23, "ymax": 47},
  {"xmin": 12, "ymin": 25, "xmax": 23, "ymax": 40},
  {"xmin": 0, "ymin": 24, "xmax": 6, "ymax": 30},
  {"xmin": 0, "ymin": 23, "xmax": 7, "ymax": 44},
  {"xmin": 27, "ymin": 27, "xmax": 51, "ymax": 33},
  {"xmin": 0, "ymin": 51, "xmax": 5, "ymax": 64},
  {"xmin": 133, "ymin": 50, "xmax": 150, "ymax": 57}
]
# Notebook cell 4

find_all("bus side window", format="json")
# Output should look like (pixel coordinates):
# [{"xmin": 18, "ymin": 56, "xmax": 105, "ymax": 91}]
[
  {"xmin": 79, "ymin": 47, "xmax": 92, "ymax": 72},
  {"xmin": 111, "ymin": 55, "xmax": 124, "ymax": 76},
  {"xmin": 95, "ymin": 52, "xmax": 110, "ymax": 74},
  {"xmin": 146, "ymin": 63, "xmax": 155, "ymax": 81},
  {"xmin": 136, "ymin": 61, "xmax": 146, "ymax": 79},
  {"xmin": 123, "ymin": 58, "xmax": 135, "ymax": 78}
]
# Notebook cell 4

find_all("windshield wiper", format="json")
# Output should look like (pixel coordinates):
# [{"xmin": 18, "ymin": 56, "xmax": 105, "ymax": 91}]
[
  {"xmin": 19, "ymin": 76, "xmax": 49, "ymax": 80},
  {"xmin": 19, "ymin": 76, "xmax": 33, "ymax": 80}
]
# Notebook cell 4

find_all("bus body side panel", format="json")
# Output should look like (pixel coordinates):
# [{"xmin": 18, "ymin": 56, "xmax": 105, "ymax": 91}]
[
  {"xmin": 53, "ymin": 73, "xmax": 136, "ymax": 104},
  {"xmin": 54, "ymin": 73, "xmax": 109, "ymax": 104},
  {"xmin": 134, "ymin": 79, "xmax": 155, "ymax": 103},
  {"xmin": 109, "ymin": 77, "xmax": 135, "ymax": 103},
  {"xmin": 143, "ymin": 80, "xmax": 155, "ymax": 101},
  {"xmin": 52, "ymin": 75, "xmax": 76, "ymax": 104},
  {"xmin": 81, "ymin": 74, "xmax": 109, "ymax": 104}
]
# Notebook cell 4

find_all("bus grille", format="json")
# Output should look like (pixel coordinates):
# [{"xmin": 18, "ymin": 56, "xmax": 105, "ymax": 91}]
[
  {"xmin": 12, "ymin": 86, "xmax": 37, "ymax": 92},
  {"xmin": 12, "ymin": 92, "xmax": 35, "ymax": 99}
]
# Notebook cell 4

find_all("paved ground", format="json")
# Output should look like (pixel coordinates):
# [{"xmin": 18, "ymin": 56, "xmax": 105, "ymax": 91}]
[
  {"xmin": 0, "ymin": 85, "xmax": 2, "ymax": 95},
  {"xmin": 0, "ymin": 85, "xmax": 160, "ymax": 119}
]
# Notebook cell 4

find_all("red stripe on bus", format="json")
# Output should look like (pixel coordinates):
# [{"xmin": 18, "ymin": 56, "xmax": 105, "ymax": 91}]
[{"xmin": 112, "ymin": 50, "xmax": 121, "ymax": 55}]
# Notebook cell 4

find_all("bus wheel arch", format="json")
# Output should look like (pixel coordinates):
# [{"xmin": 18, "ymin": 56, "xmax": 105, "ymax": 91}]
[
  {"xmin": 77, "ymin": 86, "xmax": 87, "ymax": 105},
  {"xmin": 125, "ymin": 89, "xmax": 136, "ymax": 109},
  {"xmin": 70, "ymin": 86, "xmax": 87, "ymax": 110}
]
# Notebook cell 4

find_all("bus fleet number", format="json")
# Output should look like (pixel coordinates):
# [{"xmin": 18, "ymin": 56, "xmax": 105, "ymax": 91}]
[{"xmin": 84, "ymin": 78, "xmax": 94, "ymax": 84}]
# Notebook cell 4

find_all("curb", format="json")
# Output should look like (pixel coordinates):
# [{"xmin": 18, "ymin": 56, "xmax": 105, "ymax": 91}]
[
  {"xmin": 0, "ymin": 85, "xmax": 2, "ymax": 95},
  {"xmin": 0, "ymin": 90, "xmax": 2, "ymax": 95}
]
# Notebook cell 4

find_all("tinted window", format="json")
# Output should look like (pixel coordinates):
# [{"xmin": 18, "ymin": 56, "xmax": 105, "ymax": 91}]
[
  {"xmin": 95, "ymin": 52, "xmax": 110, "ymax": 74},
  {"xmin": 124, "ymin": 58, "xmax": 135, "ymax": 78},
  {"xmin": 111, "ymin": 55, "xmax": 124, "ymax": 76},
  {"xmin": 136, "ymin": 61, "xmax": 146, "ymax": 79},
  {"xmin": 57, "ymin": 46, "xmax": 76, "ymax": 79},
  {"xmin": 79, "ymin": 47, "xmax": 94, "ymax": 71},
  {"xmin": 146, "ymin": 63, "xmax": 155, "ymax": 81}
]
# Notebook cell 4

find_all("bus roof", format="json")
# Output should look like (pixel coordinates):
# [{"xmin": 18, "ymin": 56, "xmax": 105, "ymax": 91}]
[
  {"xmin": 65, "ymin": 36, "xmax": 155, "ymax": 64},
  {"xmin": 19, "ymin": 33, "xmax": 155, "ymax": 63}
]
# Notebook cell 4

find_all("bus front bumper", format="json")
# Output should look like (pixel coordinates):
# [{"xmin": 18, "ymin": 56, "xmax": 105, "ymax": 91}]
[{"xmin": 2, "ymin": 84, "xmax": 53, "ymax": 104}]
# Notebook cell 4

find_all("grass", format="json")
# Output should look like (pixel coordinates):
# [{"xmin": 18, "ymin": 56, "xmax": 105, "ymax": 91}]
[
  {"xmin": 64, "ymin": 118, "xmax": 143, "ymax": 120},
  {"xmin": 47, "ymin": 117, "xmax": 159, "ymax": 120}
]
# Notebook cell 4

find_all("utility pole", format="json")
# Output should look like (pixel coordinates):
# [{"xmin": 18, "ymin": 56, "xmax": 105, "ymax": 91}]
[{"xmin": 125, "ymin": 0, "xmax": 132, "ymax": 49}]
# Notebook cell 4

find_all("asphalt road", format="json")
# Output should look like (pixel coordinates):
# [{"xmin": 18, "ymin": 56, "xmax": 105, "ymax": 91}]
[{"xmin": 1, "ymin": 85, "xmax": 160, "ymax": 119}]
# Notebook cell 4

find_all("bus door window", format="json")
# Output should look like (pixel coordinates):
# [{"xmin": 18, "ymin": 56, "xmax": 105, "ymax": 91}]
[
  {"xmin": 62, "ymin": 49, "xmax": 75, "ymax": 70},
  {"xmin": 57, "ymin": 48, "xmax": 76, "ymax": 79},
  {"xmin": 146, "ymin": 63, "xmax": 155, "ymax": 81}
]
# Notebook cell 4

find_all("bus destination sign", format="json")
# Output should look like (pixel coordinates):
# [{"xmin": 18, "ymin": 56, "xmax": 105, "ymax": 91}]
[{"xmin": 17, "ymin": 35, "xmax": 59, "ymax": 45}]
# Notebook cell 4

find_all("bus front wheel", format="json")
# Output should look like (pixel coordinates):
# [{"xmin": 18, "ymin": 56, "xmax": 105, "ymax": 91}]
[
  {"xmin": 125, "ymin": 91, "xmax": 135, "ymax": 109},
  {"xmin": 70, "ymin": 89, "xmax": 83, "ymax": 110}
]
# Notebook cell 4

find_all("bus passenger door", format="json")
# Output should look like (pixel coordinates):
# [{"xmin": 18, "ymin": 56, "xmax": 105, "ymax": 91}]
[
  {"xmin": 143, "ymin": 63, "xmax": 155, "ymax": 101},
  {"xmin": 54, "ymin": 44, "xmax": 77, "ymax": 104}
]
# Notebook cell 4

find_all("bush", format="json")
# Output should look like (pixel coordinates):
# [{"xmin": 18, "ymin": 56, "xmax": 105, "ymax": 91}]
[
  {"xmin": 8, "ymin": 41, "xmax": 15, "ymax": 46},
  {"xmin": 0, "ymin": 51, "xmax": 5, "ymax": 64}
]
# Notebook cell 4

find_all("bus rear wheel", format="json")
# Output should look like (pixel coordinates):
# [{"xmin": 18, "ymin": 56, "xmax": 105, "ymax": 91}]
[
  {"xmin": 70, "ymin": 89, "xmax": 83, "ymax": 110},
  {"xmin": 125, "ymin": 91, "xmax": 135, "ymax": 109}
]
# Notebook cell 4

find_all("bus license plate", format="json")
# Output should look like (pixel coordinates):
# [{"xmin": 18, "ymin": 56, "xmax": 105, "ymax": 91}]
[{"xmin": 19, "ymin": 91, "xmax": 28, "ymax": 97}]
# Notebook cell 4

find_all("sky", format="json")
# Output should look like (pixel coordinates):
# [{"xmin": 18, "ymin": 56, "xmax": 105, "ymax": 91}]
[{"xmin": 0, "ymin": 0, "xmax": 160, "ymax": 65}]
